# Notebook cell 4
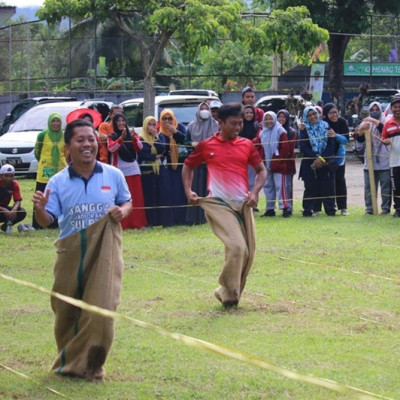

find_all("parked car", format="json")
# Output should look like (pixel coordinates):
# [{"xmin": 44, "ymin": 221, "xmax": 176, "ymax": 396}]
[
  {"xmin": 0, "ymin": 96, "xmax": 77, "ymax": 135},
  {"xmin": 360, "ymin": 89, "xmax": 400, "ymax": 116},
  {"xmin": 0, "ymin": 100, "xmax": 112, "ymax": 174},
  {"xmin": 168, "ymin": 89, "xmax": 219, "ymax": 97},
  {"xmin": 121, "ymin": 94, "xmax": 220, "ymax": 132},
  {"xmin": 255, "ymin": 94, "xmax": 314, "ymax": 123}
]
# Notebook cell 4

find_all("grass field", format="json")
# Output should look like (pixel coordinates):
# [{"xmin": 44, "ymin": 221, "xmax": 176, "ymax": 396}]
[{"xmin": 1, "ymin": 177, "xmax": 400, "ymax": 400}]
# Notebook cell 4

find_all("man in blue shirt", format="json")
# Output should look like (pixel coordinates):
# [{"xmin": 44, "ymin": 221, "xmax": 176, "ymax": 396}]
[
  {"xmin": 32, "ymin": 119, "xmax": 132, "ymax": 381},
  {"xmin": 32, "ymin": 119, "xmax": 131, "ymax": 236}
]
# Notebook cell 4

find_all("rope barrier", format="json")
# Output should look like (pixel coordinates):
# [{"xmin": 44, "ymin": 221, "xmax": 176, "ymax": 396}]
[
  {"xmin": 279, "ymin": 256, "xmax": 400, "ymax": 284},
  {"xmin": 0, "ymin": 363, "xmax": 70, "ymax": 398},
  {"xmin": 131, "ymin": 261, "xmax": 399, "ymax": 328},
  {"xmin": 0, "ymin": 272, "xmax": 393, "ymax": 400}
]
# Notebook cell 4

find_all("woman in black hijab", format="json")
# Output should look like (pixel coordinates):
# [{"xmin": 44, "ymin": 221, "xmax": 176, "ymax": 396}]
[{"xmin": 323, "ymin": 103, "xmax": 350, "ymax": 216}]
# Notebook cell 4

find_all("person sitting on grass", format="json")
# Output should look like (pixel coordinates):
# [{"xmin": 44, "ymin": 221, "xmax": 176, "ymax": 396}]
[{"xmin": 0, "ymin": 164, "xmax": 27, "ymax": 232}]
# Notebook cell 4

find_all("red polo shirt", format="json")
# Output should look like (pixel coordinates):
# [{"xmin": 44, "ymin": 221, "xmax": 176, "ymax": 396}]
[
  {"xmin": 0, "ymin": 179, "xmax": 22, "ymax": 207},
  {"xmin": 184, "ymin": 132, "xmax": 261, "ymax": 203}
]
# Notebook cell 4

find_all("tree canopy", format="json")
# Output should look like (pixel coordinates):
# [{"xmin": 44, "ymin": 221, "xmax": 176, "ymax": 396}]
[
  {"xmin": 37, "ymin": 0, "xmax": 330, "ymax": 117},
  {"xmin": 263, "ymin": 0, "xmax": 400, "ymax": 108},
  {"xmin": 38, "ymin": 0, "xmax": 245, "ymax": 116}
]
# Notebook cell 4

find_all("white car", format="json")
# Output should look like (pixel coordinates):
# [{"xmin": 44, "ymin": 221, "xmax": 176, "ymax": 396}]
[
  {"xmin": 121, "ymin": 94, "xmax": 220, "ymax": 133},
  {"xmin": 0, "ymin": 100, "xmax": 111, "ymax": 175}
]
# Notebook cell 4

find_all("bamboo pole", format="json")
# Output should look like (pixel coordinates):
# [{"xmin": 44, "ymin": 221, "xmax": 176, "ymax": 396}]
[{"xmin": 365, "ymin": 127, "xmax": 378, "ymax": 214}]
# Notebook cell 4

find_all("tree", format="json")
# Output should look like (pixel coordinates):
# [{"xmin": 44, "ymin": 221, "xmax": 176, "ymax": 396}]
[
  {"xmin": 263, "ymin": 0, "xmax": 400, "ymax": 110},
  {"xmin": 245, "ymin": 6, "xmax": 328, "ymax": 91},
  {"xmin": 37, "ymin": 0, "xmax": 244, "ymax": 117},
  {"xmin": 198, "ymin": 40, "xmax": 273, "ymax": 92},
  {"xmin": 158, "ymin": 7, "xmax": 326, "ymax": 94}
]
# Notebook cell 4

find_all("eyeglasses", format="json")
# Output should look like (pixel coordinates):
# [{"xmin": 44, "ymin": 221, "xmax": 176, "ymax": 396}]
[
  {"xmin": 328, "ymin": 110, "xmax": 338, "ymax": 115},
  {"xmin": 162, "ymin": 116, "xmax": 173, "ymax": 121}
]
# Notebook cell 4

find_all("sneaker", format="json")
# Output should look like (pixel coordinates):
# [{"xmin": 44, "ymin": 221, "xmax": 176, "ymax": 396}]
[
  {"xmin": 262, "ymin": 209, "xmax": 276, "ymax": 217},
  {"xmin": 393, "ymin": 210, "xmax": 400, "ymax": 218},
  {"xmin": 341, "ymin": 209, "xmax": 349, "ymax": 216},
  {"xmin": 253, "ymin": 207, "xmax": 259, "ymax": 212},
  {"xmin": 311, "ymin": 211, "xmax": 320, "ymax": 217},
  {"xmin": 282, "ymin": 209, "xmax": 292, "ymax": 218},
  {"xmin": 18, "ymin": 224, "xmax": 28, "ymax": 232},
  {"xmin": 380, "ymin": 210, "xmax": 390, "ymax": 215},
  {"xmin": 24, "ymin": 224, "xmax": 36, "ymax": 231},
  {"xmin": 365, "ymin": 210, "xmax": 373, "ymax": 215}
]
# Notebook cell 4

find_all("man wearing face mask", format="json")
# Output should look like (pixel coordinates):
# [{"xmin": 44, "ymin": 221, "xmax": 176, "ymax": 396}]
[
  {"xmin": 184, "ymin": 102, "xmax": 220, "ymax": 224},
  {"xmin": 355, "ymin": 101, "xmax": 391, "ymax": 215}
]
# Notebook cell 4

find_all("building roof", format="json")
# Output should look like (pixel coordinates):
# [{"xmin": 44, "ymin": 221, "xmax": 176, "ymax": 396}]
[{"xmin": 0, "ymin": 6, "xmax": 16, "ymax": 27}]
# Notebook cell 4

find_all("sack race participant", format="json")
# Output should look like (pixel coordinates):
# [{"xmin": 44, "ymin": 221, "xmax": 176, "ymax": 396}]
[{"xmin": 32, "ymin": 119, "xmax": 132, "ymax": 381}]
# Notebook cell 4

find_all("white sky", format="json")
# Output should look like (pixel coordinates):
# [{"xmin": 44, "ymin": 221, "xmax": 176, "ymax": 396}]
[{"xmin": 4, "ymin": 0, "xmax": 44, "ymax": 7}]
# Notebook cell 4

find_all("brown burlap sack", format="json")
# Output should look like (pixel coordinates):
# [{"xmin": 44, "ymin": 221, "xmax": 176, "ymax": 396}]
[
  {"xmin": 198, "ymin": 197, "xmax": 256, "ymax": 306},
  {"xmin": 50, "ymin": 213, "xmax": 123, "ymax": 381}
]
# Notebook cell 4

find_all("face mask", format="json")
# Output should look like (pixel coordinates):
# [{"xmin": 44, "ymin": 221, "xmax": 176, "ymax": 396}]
[
  {"xmin": 370, "ymin": 111, "xmax": 381, "ymax": 120},
  {"xmin": 199, "ymin": 110, "xmax": 210, "ymax": 120}
]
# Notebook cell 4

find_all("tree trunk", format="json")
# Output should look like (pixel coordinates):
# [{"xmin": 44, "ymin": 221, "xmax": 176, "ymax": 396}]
[
  {"xmin": 140, "ymin": 46, "xmax": 156, "ymax": 120},
  {"xmin": 143, "ymin": 75, "xmax": 155, "ymax": 119},
  {"xmin": 327, "ymin": 34, "xmax": 350, "ymax": 112},
  {"xmin": 271, "ymin": 54, "xmax": 278, "ymax": 91}
]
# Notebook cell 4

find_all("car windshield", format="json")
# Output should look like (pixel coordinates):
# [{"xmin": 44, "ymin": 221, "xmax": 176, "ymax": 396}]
[
  {"xmin": 257, "ymin": 98, "xmax": 287, "ymax": 113},
  {"xmin": 158, "ymin": 103, "xmax": 201, "ymax": 126},
  {"xmin": 363, "ymin": 95, "xmax": 393, "ymax": 107},
  {"xmin": 123, "ymin": 101, "xmax": 204, "ymax": 127},
  {"xmin": 362, "ymin": 91, "xmax": 400, "ymax": 110},
  {"xmin": 10, "ymin": 103, "xmax": 83, "ymax": 132}
]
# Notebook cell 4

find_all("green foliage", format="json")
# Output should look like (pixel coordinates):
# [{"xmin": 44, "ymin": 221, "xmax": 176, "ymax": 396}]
[
  {"xmin": 266, "ymin": 0, "xmax": 400, "ymax": 106},
  {"xmin": 38, "ymin": 0, "xmax": 246, "ymax": 116},
  {"xmin": 345, "ymin": 14, "xmax": 400, "ymax": 63},
  {"xmin": 198, "ymin": 40, "xmax": 273, "ymax": 91},
  {"xmin": 255, "ymin": 6, "xmax": 329, "ymax": 63}
]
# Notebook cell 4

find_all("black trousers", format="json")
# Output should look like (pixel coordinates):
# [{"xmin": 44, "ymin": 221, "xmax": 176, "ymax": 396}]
[
  {"xmin": 391, "ymin": 166, "xmax": 400, "ymax": 210},
  {"xmin": 0, "ymin": 206, "xmax": 27, "ymax": 226},
  {"xmin": 301, "ymin": 161, "xmax": 336, "ymax": 216},
  {"xmin": 335, "ymin": 164, "xmax": 347, "ymax": 210}
]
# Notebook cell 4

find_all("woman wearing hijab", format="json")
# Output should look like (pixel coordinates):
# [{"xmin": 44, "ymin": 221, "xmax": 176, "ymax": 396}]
[
  {"xmin": 108, "ymin": 113, "xmax": 148, "ymax": 229},
  {"xmin": 33, "ymin": 112, "xmax": 67, "ymax": 229},
  {"xmin": 240, "ymin": 105, "xmax": 263, "ymax": 208},
  {"xmin": 260, "ymin": 111, "xmax": 291, "ymax": 217},
  {"xmin": 138, "ymin": 116, "xmax": 166, "ymax": 226},
  {"xmin": 158, "ymin": 109, "xmax": 188, "ymax": 226},
  {"xmin": 277, "ymin": 109, "xmax": 297, "ymax": 216},
  {"xmin": 355, "ymin": 101, "xmax": 391, "ymax": 215},
  {"xmin": 323, "ymin": 103, "xmax": 350, "ymax": 216},
  {"xmin": 184, "ymin": 102, "xmax": 219, "ymax": 224},
  {"xmin": 299, "ymin": 106, "xmax": 336, "ymax": 217},
  {"xmin": 240, "ymin": 105, "xmax": 259, "ymax": 141}
]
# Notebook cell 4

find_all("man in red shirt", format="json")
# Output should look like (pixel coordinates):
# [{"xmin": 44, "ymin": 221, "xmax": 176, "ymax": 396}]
[
  {"xmin": 182, "ymin": 103, "xmax": 267, "ymax": 308},
  {"xmin": 0, "ymin": 164, "xmax": 27, "ymax": 232},
  {"xmin": 382, "ymin": 95, "xmax": 400, "ymax": 216}
]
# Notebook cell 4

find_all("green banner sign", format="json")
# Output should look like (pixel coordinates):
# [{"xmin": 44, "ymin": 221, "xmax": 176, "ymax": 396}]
[{"xmin": 344, "ymin": 63, "xmax": 400, "ymax": 76}]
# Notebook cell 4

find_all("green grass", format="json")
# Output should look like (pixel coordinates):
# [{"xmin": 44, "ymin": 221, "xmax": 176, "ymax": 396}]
[{"xmin": 1, "ymin": 177, "xmax": 400, "ymax": 399}]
